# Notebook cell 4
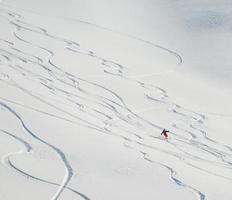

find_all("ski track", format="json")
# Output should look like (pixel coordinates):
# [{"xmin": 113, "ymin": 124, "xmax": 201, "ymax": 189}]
[
  {"xmin": 0, "ymin": 5, "xmax": 232, "ymax": 200},
  {"xmin": 0, "ymin": 102, "xmax": 75, "ymax": 200},
  {"xmin": 0, "ymin": 129, "xmax": 90, "ymax": 200}
]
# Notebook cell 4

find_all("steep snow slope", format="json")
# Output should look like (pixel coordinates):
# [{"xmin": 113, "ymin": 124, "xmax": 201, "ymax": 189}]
[{"xmin": 0, "ymin": 1, "xmax": 232, "ymax": 200}]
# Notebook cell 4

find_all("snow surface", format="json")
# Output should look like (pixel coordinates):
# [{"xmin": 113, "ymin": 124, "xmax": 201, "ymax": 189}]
[{"xmin": 0, "ymin": 0, "xmax": 232, "ymax": 200}]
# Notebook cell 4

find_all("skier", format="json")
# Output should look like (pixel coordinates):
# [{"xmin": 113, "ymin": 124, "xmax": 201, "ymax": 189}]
[{"xmin": 161, "ymin": 129, "xmax": 169, "ymax": 139}]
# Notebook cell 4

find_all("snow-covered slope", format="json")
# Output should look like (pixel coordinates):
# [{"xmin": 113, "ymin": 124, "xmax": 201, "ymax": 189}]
[{"xmin": 0, "ymin": 1, "xmax": 232, "ymax": 200}]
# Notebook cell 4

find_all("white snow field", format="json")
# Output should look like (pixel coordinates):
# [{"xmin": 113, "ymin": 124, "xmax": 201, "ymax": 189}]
[{"xmin": 0, "ymin": 0, "xmax": 232, "ymax": 199}]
